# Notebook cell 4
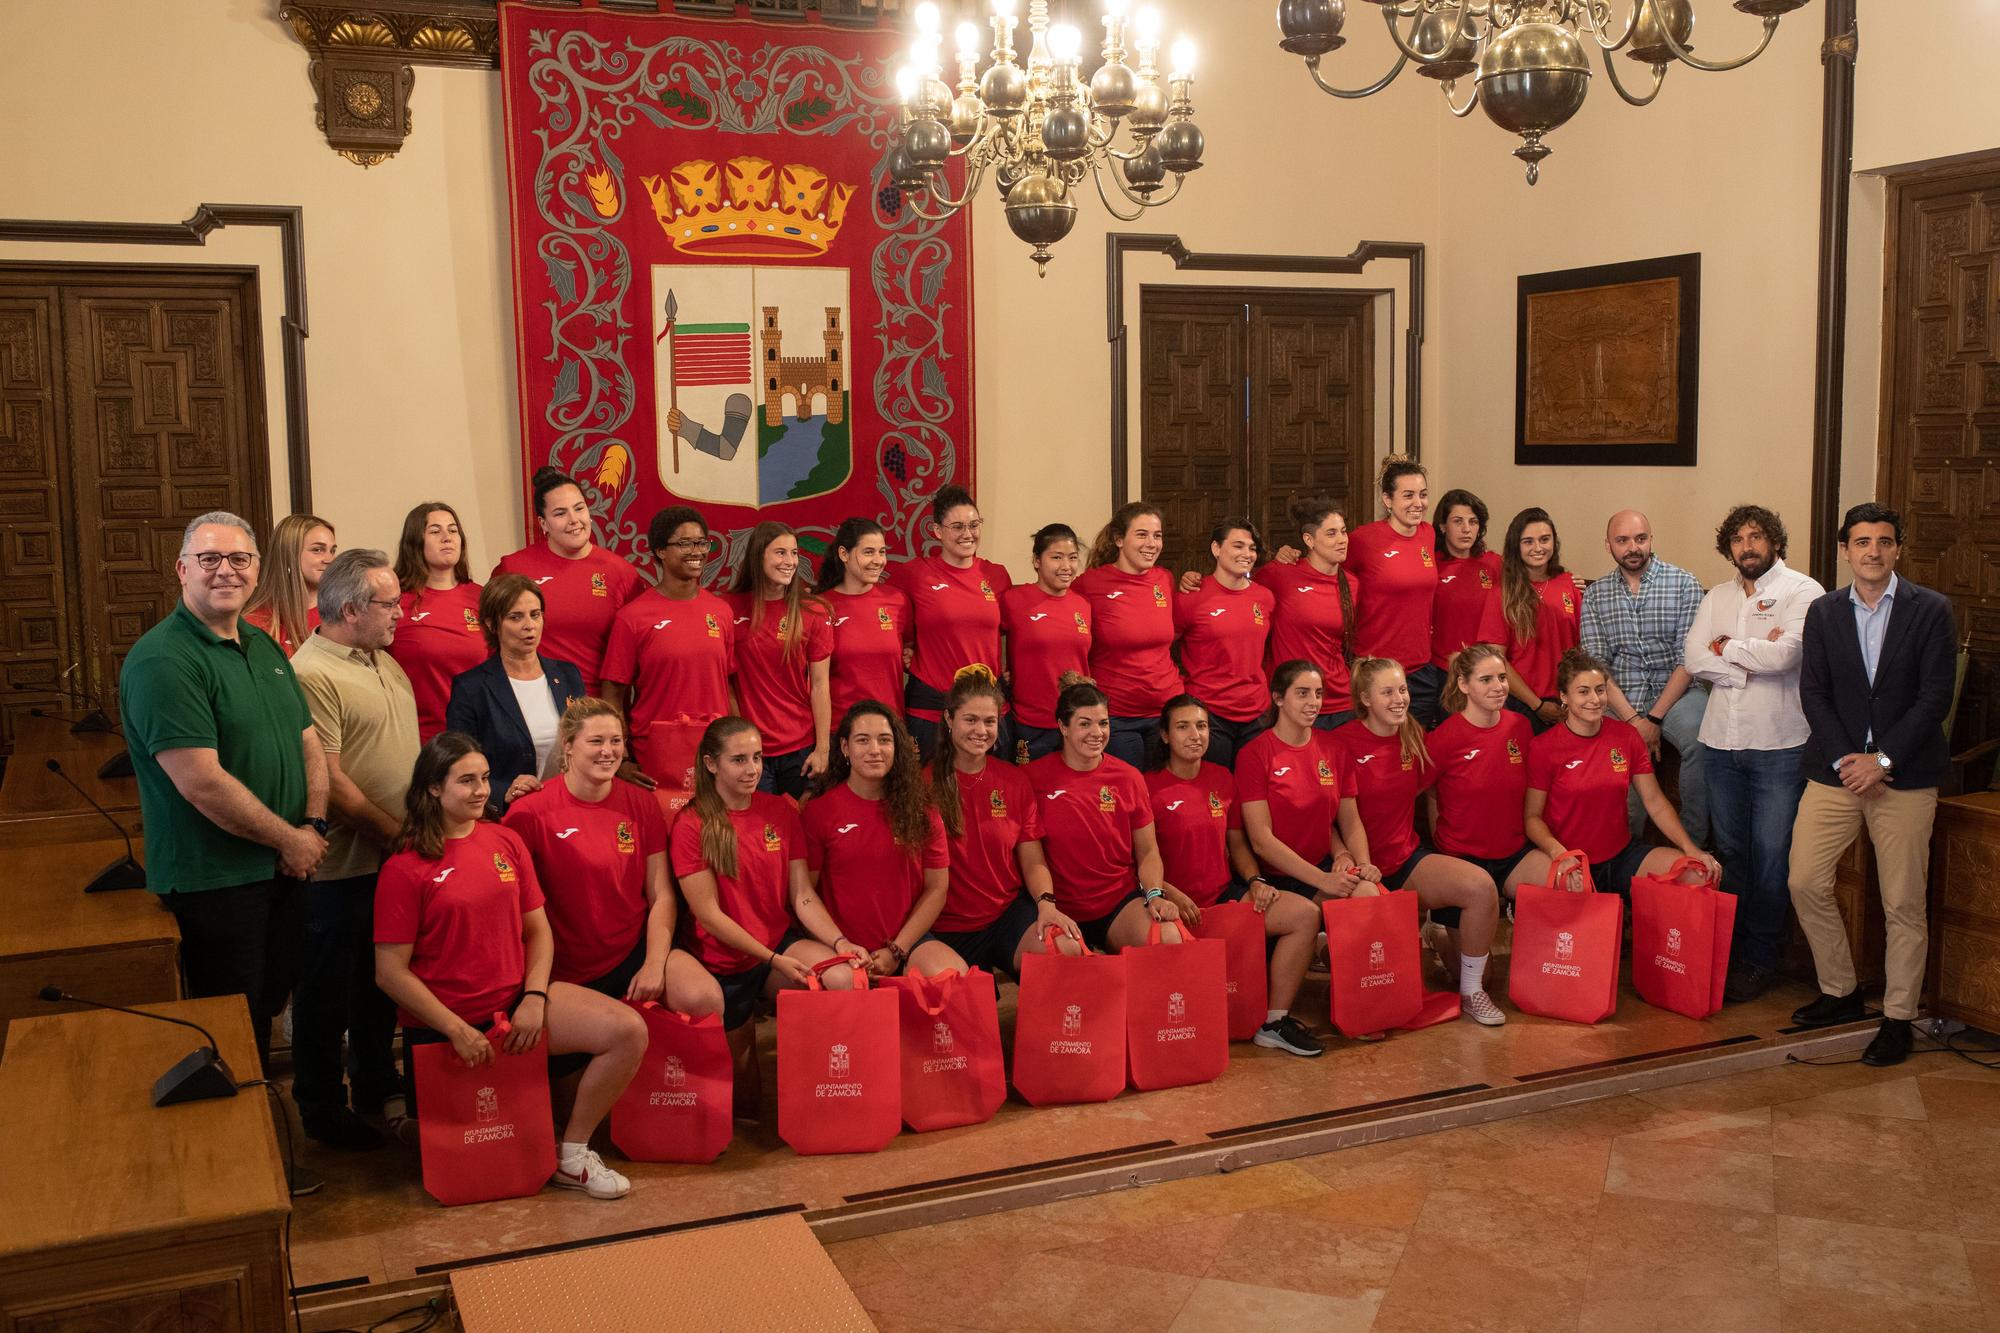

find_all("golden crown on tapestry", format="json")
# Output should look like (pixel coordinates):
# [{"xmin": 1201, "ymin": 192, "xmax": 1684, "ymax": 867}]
[{"xmin": 635, "ymin": 158, "xmax": 855, "ymax": 259}]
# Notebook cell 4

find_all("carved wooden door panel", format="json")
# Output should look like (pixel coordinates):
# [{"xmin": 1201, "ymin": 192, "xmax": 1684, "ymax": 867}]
[
  {"xmin": 1139, "ymin": 292, "xmax": 1245, "ymax": 577},
  {"xmin": 1248, "ymin": 292, "xmax": 1374, "ymax": 547}
]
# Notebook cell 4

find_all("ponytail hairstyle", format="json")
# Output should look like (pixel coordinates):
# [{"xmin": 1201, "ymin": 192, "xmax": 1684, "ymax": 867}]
[
  {"xmin": 1433, "ymin": 488, "xmax": 1490, "ymax": 560},
  {"xmin": 819, "ymin": 701, "xmax": 933, "ymax": 852},
  {"xmin": 1501, "ymin": 506, "xmax": 1565, "ymax": 642},
  {"xmin": 243, "ymin": 512, "xmax": 334, "ymax": 650},
  {"xmin": 1144, "ymin": 693, "xmax": 1208, "ymax": 772},
  {"xmin": 1439, "ymin": 642, "xmax": 1507, "ymax": 717},
  {"xmin": 1351, "ymin": 656, "xmax": 1432, "ymax": 772},
  {"xmin": 532, "ymin": 466, "xmax": 585, "ymax": 517},
  {"xmin": 1032, "ymin": 522, "xmax": 1079, "ymax": 561},
  {"xmin": 1291, "ymin": 496, "xmax": 1355, "ymax": 659},
  {"xmin": 1055, "ymin": 675, "xmax": 1110, "ymax": 724},
  {"xmin": 931, "ymin": 485, "xmax": 977, "ymax": 528},
  {"xmin": 1555, "ymin": 646, "xmax": 1610, "ymax": 696},
  {"xmin": 1086, "ymin": 502, "xmax": 1164, "ymax": 570},
  {"xmin": 1262, "ymin": 657, "xmax": 1325, "ymax": 727},
  {"xmin": 396, "ymin": 731, "xmax": 487, "ymax": 859},
  {"xmin": 813, "ymin": 516, "xmax": 887, "ymax": 595},
  {"xmin": 394, "ymin": 501, "xmax": 470, "ymax": 602},
  {"xmin": 1378, "ymin": 454, "xmax": 1428, "ymax": 501},
  {"xmin": 690, "ymin": 716, "xmax": 761, "ymax": 881},
  {"xmin": 734, "ymin": 519, "xmax": 826, "ymax": 662},
  {"xmin": 930, "ymin": 666, "xmax": 1008, "ymax": 838},
  {"xmin": 556, "ymin": 695, "xmax": 625, "ymax": 772}
]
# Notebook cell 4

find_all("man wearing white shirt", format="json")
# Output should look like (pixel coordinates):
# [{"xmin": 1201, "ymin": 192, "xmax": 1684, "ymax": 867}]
[{"xmin": 1684, "ymin": 505, "xmax": 1824, "ymax": 1002}]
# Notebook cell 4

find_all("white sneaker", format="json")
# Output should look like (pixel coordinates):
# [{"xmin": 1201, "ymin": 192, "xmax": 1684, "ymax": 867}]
[
  {"xmin": 551, "ymin": 1148, "xmax": 631, "ymax": 1200},
  {"xmin": 1462, "ymin": 989, "xmax": 1507, "ymax": 1027}
]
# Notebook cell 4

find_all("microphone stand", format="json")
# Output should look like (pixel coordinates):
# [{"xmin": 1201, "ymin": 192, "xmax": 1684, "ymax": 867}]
[{"xmin": 44, "ymin": 758, "xmax": 146, "ymax": 893}]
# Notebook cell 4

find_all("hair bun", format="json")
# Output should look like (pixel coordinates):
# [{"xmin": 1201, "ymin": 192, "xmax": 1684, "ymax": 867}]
[
  {"xmin": 953, "ymin": 663, "xmax": 997, "ymax": 686},
  {"xmin": 1056, "ymin": 670, "xmax": 1096, "ymax": 689}
]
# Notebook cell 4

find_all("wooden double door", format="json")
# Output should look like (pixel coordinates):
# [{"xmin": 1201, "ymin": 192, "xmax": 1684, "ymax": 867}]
[
  {"xmin": 0, "ymin": 265, "xmax": 270, "ymax": 752},
  {"xmin": 1138, "ymin": 286, "xmax": 1375, "ymax": 576}
]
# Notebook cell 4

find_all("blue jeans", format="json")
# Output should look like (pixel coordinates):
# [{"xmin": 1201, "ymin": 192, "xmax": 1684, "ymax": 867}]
[
  {"xmin": 1106, "ymin": 714, "xmax": 1159, "ymax": 768},
  {"xmin": 1627, "ymin": 687, "xmax": 1709, "ymax": 847},
  {"xmin": 1704, "ymin": 744, "xmax": 1805, "ymax": 968}
]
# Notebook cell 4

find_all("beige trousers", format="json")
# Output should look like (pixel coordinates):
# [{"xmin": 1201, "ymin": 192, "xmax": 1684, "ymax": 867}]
[{"xmin": 1786, "ymin": 779, "xmax": 1939, "ymax": 1020}]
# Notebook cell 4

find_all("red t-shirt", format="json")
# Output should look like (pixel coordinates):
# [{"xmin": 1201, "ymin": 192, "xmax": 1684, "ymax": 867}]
[
  {"xmin": 1527, "ymin": 719, "xmax": 1653, "ymax": 864},
  {"xmin": 490, "ymin": 543, "xmax": 646, "ymax": 693},
  {"xmin": 1174, "ymin": 577, "xmax": 1276, "ymax": 723},
  {"xmin": 1024, "ymin": 753, "xmax": 1154, "ymax": 921},
  {"xmin": 1233, "ymin": 728, "xmax": 1343, "ymax": 875},
  {"xmin": 670, "ymin": 794, "xmax": 802, "ymax": 974},
  {"xmin": 1345, "ymin": 520, "xmax": 1438, "ymax": 671},
  {"xmin": 601, "ymin": 587, "xmax": 736, "ymax": 738},
  {"xmin": 1001, "ymin": 584, "xmax": 1092, "ymax": 729},
  {"xmin": 800, "ymin": 783, "xmax": 949, "ymax": 952},
  {"xmin": 1074, "ymin": 564, "xmax": 1178, "ymax": 717},
  {"xmin": 723, "ymin": 593, "xmax": 834, "ymax": 755},
  {"xmin": 502, "ymin": 777, "xmax": 667, "ymax": 985},
  {"xmin": 1254, "ymin": 561, "xmax": 1353, "ymax": 712},
  {"xmin": 931, "ymin": 759, "xmax": 1044, "ymax": 932},
  {"xmin": 1505, "ymin": 575, "xmax": 1583, "ymax": 699},
  {"xmin": 1427, "ymin": 711, "xmax": 1534, "ymax": 859},
  {"xmin": 824, "ymin": 585, "xmax": 911, "ymax": 721},
  {"xmin": 1144, "ymin": 764, "xmax": 1241, "ymax": 906},
  {"xmin": 389, "ymin": 583, "xmax": 487, "ymax": 741},
  {"xmin": 1329, "ymin": 721, "xmax": 1438, "ymax": 876},
  {"xmin": 899, "ymin": 555, "xmax": 1011, "ymax": 717},
  {"xmin": 243, "ymin": 604, "xmax": 320, "ymax": 659},
  {"xmin": 1431, "ymin": 552, "xmax": 1506, "ymax": 671},
  {"xmin": 374, "ymin": 822, "xmax": 545, "ymax": 1026}
]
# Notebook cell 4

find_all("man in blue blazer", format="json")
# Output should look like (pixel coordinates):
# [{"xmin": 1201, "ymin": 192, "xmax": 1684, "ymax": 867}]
[{"xmin": 1787, "ymin": 503, "xmax": 1957, "ymax": 1065}]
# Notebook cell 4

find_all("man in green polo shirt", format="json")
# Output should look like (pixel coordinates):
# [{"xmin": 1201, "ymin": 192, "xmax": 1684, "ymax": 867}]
[{"xmin": 120, "ymin": 512, "xmax": 330, "ymax": 1114}]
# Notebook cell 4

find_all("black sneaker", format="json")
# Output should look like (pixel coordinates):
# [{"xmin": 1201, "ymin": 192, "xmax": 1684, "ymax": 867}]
[
  {"xmin": 1861, "ymin": 1017, "xmax": 1913, "ymax": 1067},
  {"xmin": 1723, "ymin": 961, "xmax": 1776, "ymax": 1005},
  {"xmin": 302, "ymin": 1105, "xmax": 385, "ymax": 1151},
  {"xmin": 1791, "ymin": 989, "xmax": 1865, "ymax": 1028},
  {"xmin": 1252, "ymin": 1014, "xmax": 1325, "ymax": 1058},
  {"xmin": 287, "ymin": 1162, "xmax": 326, "ymax": 1198}
]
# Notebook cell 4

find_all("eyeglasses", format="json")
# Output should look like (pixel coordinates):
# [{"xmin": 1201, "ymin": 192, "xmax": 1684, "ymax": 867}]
[
  {"xmin": 940, "ymin": 520, "xmax": 984, "ymax": 536},
  {"xmin": 367, "ymin": 597, "xmax": 402, "ymax": 611},
  {"xmin": 188, "ymin": 551, "xmax": 258, "ymax": 572},
  {"xmin": 661, "ymin": 539, "xmax": 710, "ymax": 551}
]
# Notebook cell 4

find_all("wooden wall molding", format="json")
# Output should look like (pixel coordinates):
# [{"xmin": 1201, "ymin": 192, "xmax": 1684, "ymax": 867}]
[
  {"xmin": 1807, "ymin": 0, "xmax": 1859, "ymax": 587},
  {"xmin": 0, "ymin": 205, "xmax": 314, "ymax": 513}
]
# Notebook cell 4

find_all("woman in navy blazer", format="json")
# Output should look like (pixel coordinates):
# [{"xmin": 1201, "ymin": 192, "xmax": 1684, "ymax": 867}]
[{"xmin": 444, "ymin": 573, "xmax": 585, "ymax": 815}]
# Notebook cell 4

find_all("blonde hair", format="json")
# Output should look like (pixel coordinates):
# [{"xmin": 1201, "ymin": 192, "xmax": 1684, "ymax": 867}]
[
  {"xmin": 1439, "ymin": 643, "xmax": 1508, "ymax": 717},
  {"xmin": 557, "ymin": 696, "xmax": 624, "ymax": 771},
  {"xmin": 243, "ymin": 513, "xmax": 333, "ymax": 648},
  {"xmin": 689, "ymin": 716, "xmax": 760, "ymax": 881},
  {"xmin": 1351, "ymin": 656, "xmax": 1431, "ymax": 772}
]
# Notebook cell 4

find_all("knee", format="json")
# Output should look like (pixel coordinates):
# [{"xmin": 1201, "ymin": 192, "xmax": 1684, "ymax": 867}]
[
  {"xmin": 822, "ymin": 963, "xmax": 860, "ymax": 991},
  {"xmin": 612, "ymin": 1006, "xmax": 648, "ymax": 1054},
  {"xmin": 1157, "ymin": 923, "xmax": 1185, "ymax": 946},
  {"xmin": 686, "ymin": 979, "xmax": 725, "ymax": 1018}
]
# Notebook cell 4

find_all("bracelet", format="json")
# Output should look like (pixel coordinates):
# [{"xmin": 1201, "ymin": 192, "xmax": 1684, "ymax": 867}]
[
  {"xmin": 1247, "ymin": 875, "xmax": 1271, "ymax": 888},
  {"xmin": 1036, "ymin": 891, "xmax": 1058, "ymax": 905},
  {"xmin": 521, "ymin": 989, "xmax": 548, "ymax": 1003},
  {"xmin": 1142, "ymin": 887, "xmax": 1165, "ymax": 901},
  {"xmin": 1644, "ymin": 713, "xmax": 1664, "ymax": 726},
  {"xmin": 888, "ymin": 942, "xmax": 908, "ymax": 965}
]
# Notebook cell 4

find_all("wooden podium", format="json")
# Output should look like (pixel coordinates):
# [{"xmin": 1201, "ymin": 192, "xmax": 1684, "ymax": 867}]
[{"xmin": 1931, "ymin": 791, "xmax": 2000, "ymax": 1032}]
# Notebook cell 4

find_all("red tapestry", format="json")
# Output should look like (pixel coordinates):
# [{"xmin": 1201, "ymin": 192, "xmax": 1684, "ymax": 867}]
[{"xmin": 499, "ymin": 1, "xmax": 974, "ymax": 585}]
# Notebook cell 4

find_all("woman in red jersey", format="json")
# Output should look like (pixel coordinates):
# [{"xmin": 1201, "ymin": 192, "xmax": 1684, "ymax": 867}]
[
  {"xmin": 389, "ymin": 502, "xmax": 486, "ymax": 742},
  {"xmin": 1074, "ymin": 503, "xmax": 1177, "ymax": 767},
  {"xmin": 801, "ymin": 702, "xmax": 965, "ymax": 978},
  {"xmin": 1430, "ymin": 490, "xmax": 1507, "ymax": 680},
  {"xmin": 502, "ymin": 698, "xmax": 721, "ymax": 1011},
  {"xmin": 1500, "ymin": 507, "xmax": 1583, "ymax": 733},
  {"xmin": 1145, "ymin": 695, "xmax": 1323, "ymax": 1057},
  {"xmin": 672, "ymin": 717, "xmax": 864, "ymax": 1116},
  {"xmin": 899, "ymin": 486, "xmax": 1013, "ymax": 758},
  {"xmin": 813, "ymin": 516, "xmax": 912, "ymax": 723},
  {"xmin": 490, "ymin": 467, "xmax": 646, "ymax": 695},
  {"xmin": 1001, "ymin": 522, "xmax": 1091, "ymax": 763},
  {"xmin": 1345, "ymin": 458, "xmax": 1445, "ymax": 727},
  {"xmin": 601, "ymin": 506, "xmax": 736, "ymax": 789},
  {"xmin": 1174, "ymin": 518, "xmax": 1277, "ymax": 767},
  {"xmin": 1024, "ymin": 680, "xmax": 1182, "ymax": 952},
  {"xmin": 725, "ymin": 520, "xmax": 833, "ymax": 799},
  {"xmin": 1330, "ymin": 657, "xmax": 1505, "ymax": 1025},
  {"xmin": 374, "ymin": 732, "xmax": 647, "ymax": 1200},
  {"xmin": 1253, "ymin": 500, "xmax": 1356, "ymax": 728},
  {"xmin": 244, "ymin": 513, "xmax": 336, "ymax": 656},
  {"xmin": 1427, "ymin": 643, "xmax": 1545, "ymax": 898},
  {"xmin": 1236, "ymin": 660, "xmax": 1367, "ymax": 900},
  {"xmin": 1526, "ymin": 650, "xmax": 1718, "ymax": 898},
  {"xmin": 926, "ymin": 670, "xmax": 1083, "ymax": 972}
]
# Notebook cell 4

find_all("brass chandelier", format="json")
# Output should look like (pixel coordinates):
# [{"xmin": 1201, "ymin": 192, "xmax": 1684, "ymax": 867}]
[
  {"xmin": 890, "ymin": 1, "xmax": 1206, "ymax": 275},
  {"xmin": 1276, "ymin": 1, "xmax": 1812, "ymax": 183}
]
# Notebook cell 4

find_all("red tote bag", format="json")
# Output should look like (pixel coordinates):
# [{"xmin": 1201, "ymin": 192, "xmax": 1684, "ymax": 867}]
[
  {"xmin": 413, "ymin": 1013, "xmax": 556, "ymax": 1207},
  {"xmin": 1124, "ymin": 922, "xmax": 1230, "ymax": 1091},
  {"xmin": 633, "ymin": 713, "xmax": 709, "ymax": 817},
  {"xmin": 1322, "ymin": 891, "xmax": 1425, "ymax": 1038},
  {"xmin": 1632, "ymin": 858, "xmax": 1736, "ymax": 1019},
  {"xmin": 1011, "ymin": 926, "xmax": 1128, "ymax": 1106},
  {"xmin": 1509, "ymin": 851, "xmax": 1624, "ymax": 1024},
  {"xmin": 884, "ymin": 968, "xmax": 1006, "ymax": 1131},
  {"xmin": 777, "ymin": 958, "xmax": 902, "ymax": 1155},
  {"xmin": 610, "ymin": 1002, "xmax": 733, "ymax": 1163},
  {"xmin": 1201, "ymin": 901, "xmax": 1269, "ymax": 1041}
]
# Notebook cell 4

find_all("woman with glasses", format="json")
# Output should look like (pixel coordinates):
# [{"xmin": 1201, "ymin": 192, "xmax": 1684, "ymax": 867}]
[
  {"xmin": 244, "ymin": 513, "xmax": 336, "ymax": 657},
  {"xmin": 898, "ymin": 486, "xmax": 1012, "ymax": 757}
]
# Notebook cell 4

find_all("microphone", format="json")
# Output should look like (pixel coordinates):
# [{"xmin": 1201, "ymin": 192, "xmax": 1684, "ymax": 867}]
[
  {"xmin": 44, "ymin": 758, "xmax": 146, "ymax": 893},
  {"xmin": 24, "ymin": 705, "xmax": 135, "ymax": 778},
  {"xmin": 36, "ymin": 986, "xmax": 239, "ymax": 1106},
  {"xmin": 20, "ymin": 692, "xmax": 116, "ymax": 736}
]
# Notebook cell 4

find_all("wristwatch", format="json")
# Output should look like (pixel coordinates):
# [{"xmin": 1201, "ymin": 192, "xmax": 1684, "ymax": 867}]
[
  {"xmin": 304, "ymin": 816, "xmax": 330, "ymax": 837},
  {"xmin": 1876, "ymin": 753, "xmax": 1894, "ymax": 773}
]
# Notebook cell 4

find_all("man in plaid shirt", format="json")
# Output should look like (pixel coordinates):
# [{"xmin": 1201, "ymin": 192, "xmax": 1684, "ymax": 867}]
[{"xmin": 1580, "ymin": 510, "xmax": 1708, "ymax": 845}]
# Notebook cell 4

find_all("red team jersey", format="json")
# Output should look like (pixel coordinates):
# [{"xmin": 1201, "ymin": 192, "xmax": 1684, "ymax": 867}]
[
  {"xmin": 502, "ymin": 777, "xmax": 668, "ymax": 985},
  {"xmin": 801, "ymin": 784, "xmax": 949, "ymax": 952},
  {"xmin": 1173, "ymin": 578, "xmax": 1276, "ymax": 723},
  {"xmin": 931, "ymin": 759, "xmax": 1044, "ymax": 932},
  {"xmin": 600, "ymin": 587, "xmax": 737, "ymax": 732},
  {"xmin": 1328, "ymin": 721, "xmax": 1438, "ymax": 876},
  {"xmin": 375, "ymin": 823, "xmax": 545, "ymax": 1026},
  {"xmin": 723, "ymin": 593, "xmax": 834, "ymax": 755},
  {"xmin": 1144, "ymin": 763, "xmax": 1241, "ymax": 906},
  {"xmin": 1527, "ymin": 719, "xmax": 1652, "ymax": 864},
  {"xmin": 1024, "ymin": 753, "xmax": 1155, "ymax": 921},
  {"xmin": 1505, "ymin": 575, "xmax": 1583, "ymax": 699},
  {"xmin": 1431, "ymin": 552, "xmax": 1506, "ymax": 671},
  {"xmin": 244, "ymin": 604, "xmax": 319, "ymax": 659},
  {"xmin": 1427, "ymin": 710, "xmax": 1534, "ymax": 859},
  {"xmin": 1254, "ymin": 561, "xmax": 1354, "ymax": 712},
  {"xmin": 389, "ymin": 582, "xmax": 486, "ymax": 741},
  {"xmin": 670, "ymin": 794, "xmax": 803, "ymax": 974},
  {"xmin": 490, "ymin": 542, "xmax": 645, "ymax": 692},
  {"xmin": 824, "ymin": 584, "xmax": 911, "ymax": 720},
  {"xmin": 1000, "ymin": 584, "xmax": 1092, "ymax": 729},
  {"xmin": 1235, "ymin": 728, "xmax": 1343, "ymax": 874},
  {"xmin": 1073, "ymin": 564, "xmax": 1178, "ymax": 717},
  {"xmin": 900, "ymin": 555, "xmax": 1012, "ymax": 718},
  {"xmin": 1344, "ymin": 520, "xmax": 1438, "ymax": 671}
]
